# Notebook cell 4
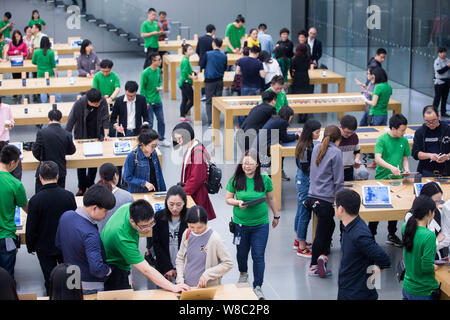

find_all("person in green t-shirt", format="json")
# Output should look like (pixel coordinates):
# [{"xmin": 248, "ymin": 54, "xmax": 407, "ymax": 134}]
[
  {"xmin": 140, "ymin": 52, "xmax": 170, "ymax": 146},
  {"xmin": 369, "ymin": 114, "xmax": 411, "ymax": 247},
  {"xmin": 401, "ymin": 195, "xmax": 440, "ymax": 300},
  {"xmin": 0, "ymin": 32, "xmax": 6, "ymax": 61},
  {"xmin": 28, "ymin": 10, "xmax": 46, "ymax": 32},
  {"xmin": 101, "ymin": 200, "xmax": 190, "ymax": 292},
  {"xmin": 0, "ymin": 145, "xmax": 28, "ymax": 277},
  {"xmin": 92, "ymin": 59, "xmax": 121, "ymax": 106},
  {"xmin": 0, "ymin": 12, "xmax": 13, "ymax": 40},
  {"xmin": 264, "ymin": 75, "xmax": 288, "ymax": 113},
  {"xmin": 141, "ymin": 8, "xmax": 163, "ymax": 69},
  {"xmin": 364, "ymin": 67, "xmax": 392, "ymax": 126},
  {"xmin": 178, "ymin": 44, "xmax": 198, "ymax": 122},
  {"xmin": 31, "ymin": 36, "xmax": 62, "ymax": 104},
  {"xmin": 225, "ymin": 149, "xmax": 279, "ymax": 300},
  {"xmin": 225, "ymin": 14, "xmax": 246, "ymax": 54}
]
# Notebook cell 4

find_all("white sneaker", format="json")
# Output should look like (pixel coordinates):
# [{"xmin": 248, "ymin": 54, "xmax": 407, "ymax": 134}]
[
  {"xmin": 159, "ymin": 139, "xmax": 171, "ymax": 147},
  {"xmin": 253, "ymin": 286, "xmax": 265, "ymax": 300},
  {"xmin": 238, "ymin": 272, "xmax": 248, "ymax": 283},
  {"xmin": 201, "ymin": 95, "xmax": 206, "ymax": 101}
]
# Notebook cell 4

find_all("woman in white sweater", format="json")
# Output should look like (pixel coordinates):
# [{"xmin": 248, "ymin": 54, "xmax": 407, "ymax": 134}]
[
  {"xmin": 176, "ymin": 206, "xmax": 233, "ymax": 288},
  {"xmin": 259, "ymin": 50, "xmax": 282, "ymax": 90}
]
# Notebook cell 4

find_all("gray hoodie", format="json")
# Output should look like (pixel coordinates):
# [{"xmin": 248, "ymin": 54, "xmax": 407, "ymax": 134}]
[{"xmin": 308, "ymin": 142, "xmax": 344, "ymax": 203}]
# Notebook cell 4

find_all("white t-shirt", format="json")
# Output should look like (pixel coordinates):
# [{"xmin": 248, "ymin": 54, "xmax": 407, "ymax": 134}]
[{"xmin": 263, "ymin": 60, "xmax": 282, "ymax": 84}]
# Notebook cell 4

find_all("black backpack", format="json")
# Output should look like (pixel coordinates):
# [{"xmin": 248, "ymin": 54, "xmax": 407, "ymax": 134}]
[{"xmin": 192, "ymin": 145, "xmax": 222, "ymax": 194}]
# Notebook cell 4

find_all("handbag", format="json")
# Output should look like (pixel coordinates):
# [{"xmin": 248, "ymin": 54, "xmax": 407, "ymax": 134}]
[
  {"xmin": 396, "ymin": 259, "xmax": 405, "ymax": 282},
  {"xmin": 229, "ymin": 217, "xmax": 236, "ymax": 234}
]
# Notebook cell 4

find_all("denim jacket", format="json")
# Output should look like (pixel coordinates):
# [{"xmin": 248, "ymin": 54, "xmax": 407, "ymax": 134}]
[{"xmin": 123, "ymin": 147, "xmax": 166, "ymax": 193}]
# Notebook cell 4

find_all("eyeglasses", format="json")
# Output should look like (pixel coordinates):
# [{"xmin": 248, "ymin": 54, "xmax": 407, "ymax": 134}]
[
  {"xmin": 425, "ymin": 119, "xmax": 439, "ymax": 125},
  {"xmin": 136, "ymin": 219, "xmax": 156, "ymax": 231}
]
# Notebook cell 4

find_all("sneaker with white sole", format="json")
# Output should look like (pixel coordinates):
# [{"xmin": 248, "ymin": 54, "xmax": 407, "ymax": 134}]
[
  {"xmin": 297, "ymin": 247, "xmax": 312, "ymax": 258},
  {"xmin": 317, "ymin": 255, "xmax": 332, "ymax": 278},
  {"xmin": 308, "ymin": 265, "xmax": 332, "ymax": 277},
  {"xmin": 159, "ymin": 139, "xmax": 171, "ymax": 147},
  {"xmin": 293, "ymin": 239, "xmax": 299, "ymax": 250},
  {"xmin": 201, "ymin": 95, "xmax": 206, "ymax": 101},
  {"xmin": 253, "ymin": 286, "xmax": 265, "ymax": 300},
  {"xmin": 238, "ymin": 272, "xmax": 248, "ymax": 283}
]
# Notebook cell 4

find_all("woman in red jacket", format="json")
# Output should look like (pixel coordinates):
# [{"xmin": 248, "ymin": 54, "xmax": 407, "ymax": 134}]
[
  {"xmin": 8, "ymin": 30, "xmax": 28, "ymax": 102},
  {"xmin": 172, "ymin": 122, "xmax": 216, "ymax": 220}
]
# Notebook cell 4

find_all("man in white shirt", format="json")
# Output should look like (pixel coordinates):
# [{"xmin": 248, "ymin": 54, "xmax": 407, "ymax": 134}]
[
  {"xmin": 307, "ymin": 27, "xmax": 322, "ymax": 68},
  {"xmin": 31, "ymin": 23, "xmax": 47, "ymax": 49}
]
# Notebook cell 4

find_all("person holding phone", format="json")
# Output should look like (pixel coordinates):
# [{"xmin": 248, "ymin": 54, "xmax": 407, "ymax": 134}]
[
  {"xmin": 141, "ymin": 8, "xmax": 163, "ymax": 70},
  {"xmin": 225, "ymin": 149, "xmax": 279, "ymax": 300}
]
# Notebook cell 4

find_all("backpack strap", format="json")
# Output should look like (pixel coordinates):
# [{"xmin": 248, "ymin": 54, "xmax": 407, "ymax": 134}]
[{"xmin": 185, "ymin": 229, "xmax": 191, "ymax": 240}]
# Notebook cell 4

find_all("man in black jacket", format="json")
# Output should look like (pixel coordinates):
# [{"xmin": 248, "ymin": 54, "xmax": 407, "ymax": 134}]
[
  {"xmin": 66, "ymin": 88, "xmax": 111, "ymax": 196},
  {"xmin": 307, "ymin": 27, "xmax": 322, "ymax": 68},
  {"xmin": 25, "ymin": 161, "xmax": 77, "ymax": 295},
  {"xmin": 412, "ymin": 105, "xmax": 450, "ymax": 177},
  {"xmin": 237, "ymin": 90, "xmax": 277, "ymax": 154},
  {"xmin": 110, "ymin": 81, "xmax": 149, "ymax": 137},
  {"xmin": 196, "ymin": 24, "xmax": 216, "ymax": 100},
  {"xmin": 32, "ymin": 109, "xmax": 76, "ymax": 193}
]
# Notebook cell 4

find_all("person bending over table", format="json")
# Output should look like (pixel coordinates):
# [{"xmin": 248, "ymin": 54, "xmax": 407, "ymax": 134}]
[{"xmin": 101, "ymin": 200, "xmax": 190, "ymax": 293}]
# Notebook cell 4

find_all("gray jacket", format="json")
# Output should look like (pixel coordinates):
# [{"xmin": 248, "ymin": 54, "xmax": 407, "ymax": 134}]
[
  {"xmin": 308, "ymin": 142, "xmax": 344, "ymax": 203},
  {"xmin": 434, "ymin": 56, "xmax": 450, "ymax": 85},
  {"xmin": 66, "ymin": 95, "xmax": 109, "ymax": 139},
  {"xmin": 77, "ymin": 52, "xmax": 101, "ymax": 77}
]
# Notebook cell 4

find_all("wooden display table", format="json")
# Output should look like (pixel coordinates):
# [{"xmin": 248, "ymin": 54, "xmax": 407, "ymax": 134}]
[
  {"xmin": 192, "ymin": 69, "xmax": 346, "ymax": 122},
  {"xmin": 0, "ymin": 58, "xmax": 77, "ymax": 74},
  {"xmin": 0, "ymin": 77, "xmax": 92, "ymax": 95},
  {"xmin": 270, "ymin": 125, "xmax": 416, "ymax": 210},
  {"xmin": 213, "ymin": 93, "xmax": 402, "ymax": 162},
  {"xmin": 11, "ymin": 102, "xmax": 73, "ymax": 126}
]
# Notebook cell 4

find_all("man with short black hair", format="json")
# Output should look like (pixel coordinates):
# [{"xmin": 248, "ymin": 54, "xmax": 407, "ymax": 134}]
[
  {"xmin": 0, "ymin": 12, "xmax": 13, "ymax": 41},
  {"xmin": 111, "ymin": 81, "xmax": 149, "ymax": 137},
  {"xmin": 67, "ymin": 88, "xmax": 111, "ymax": 196},
  {"xmin": 338, "ymin": 115, "xmax": 362, "ymax": 181},
  {"xmin": 101, "ymin": 200, "xmax": 190, "ymax": 293},
  {"xmin": 26, "ymin": 161, "xmax": 77, "ymax": 295},
  {"xmin": 202, "ymin": 38, "xmax": 227, "ymax": 127},
  {"xmin": 225, "ymin": 14, "xmax": 246, "ymax": 54},
  {"xmin": 412, "ymin": 105, "xmax": 450, "ymax": 177},
  {"xmin": 370, "ymin": 114, "xmax": 411, "ymax": 246},
  {"xmin": 93, "ymin": 59, "xmax": 121, "ymax": 106},
  {"xmin": 236, "ymin": 45, "xmax": 265, "ymax": 96},
  {"xmin": 33, "ymin": 109, "xmax": 76, "ymax": 192},
  {"xmin": 257, "ymin": 23, "xmax": 274, "ymax": 55},
  {"xmin": 197, "ymin": 24, "xmax": 216, "ymax": 100},
  {"xmin": 157, "ymin": 11, "xmax": 170, "ymax": 41},
  {"xmin": 56, "ymin": 184, "xmax": 115, "ymax": 295},
  {"xmin": 275, "ymin": 27, "xmax": 294, "ymax": 59},
  {"xmin": 141, "ymin": 8, "xmax": 163, "ymax": 69},
  {"xmin": 335, "ymin": 189, "xmax": 391, "ymax": 300},
  {"xmin": 0, "ymin": 145, "xmax": 27, "ymax": 278},
  {"xmin": 433, "ymin": 47, "xmax": 450, "ymax": 117},
  {"xmin": 368, "ymin": 48, "xmax": 386, "ymax": 69},
  {"xmin": 141, "ymin": 52, "xmax": 170, "ymax": 146},
  {"xmin": 264, "ymin": 75, "xmax": 288, "ymax": 113}
]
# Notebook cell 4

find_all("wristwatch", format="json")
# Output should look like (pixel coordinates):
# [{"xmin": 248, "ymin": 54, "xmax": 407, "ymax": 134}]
[{"xmin": 273, "ymin": 216, "xmax": 280, "ymax": 220}]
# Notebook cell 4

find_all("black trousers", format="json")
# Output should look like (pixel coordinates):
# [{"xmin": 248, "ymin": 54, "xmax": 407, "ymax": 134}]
[
  {"xmin": 368, "ymin": 220, "xmax": 398, "ymax": 236},
  {"xmin": 143, "ymin": 47, "xmax": 159, "ymax": 69},
  {"xmin": 180, "ymin": 82, "xmax": 194, "ymax": 117},
  {"xmin": 77, "ymin": 168, "xmax": 97, "ymax": 191},
  {"xmin": 37, "ymin": 252, "xmax": 63, "ymax": 295},
  {"xmin": 434, "ymin": 82, "xmax": 450, "ymax": 114},
  {"xmin": 104, "ymin": 265, "xmax": 131, "ymax": 291},
  {"xmin": 344, "ymin": 167, "xmax": 354, "ymax": 182},
  {"xmin": 309, "ymin": 197, "xmax": 335, "ymax": 265},
  {"xmin": 35, "ymin": 175, "xmax": 66, "ymax": 194}
]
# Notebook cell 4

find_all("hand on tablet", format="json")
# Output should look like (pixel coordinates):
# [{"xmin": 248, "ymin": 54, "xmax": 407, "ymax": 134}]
[
  {"xmin": 237, "ymin": 200, "xmax": 247, "ymax": 210},
  {"xmin": 390, "ymin": 166, "xmax": 401, "ymax": 176}
]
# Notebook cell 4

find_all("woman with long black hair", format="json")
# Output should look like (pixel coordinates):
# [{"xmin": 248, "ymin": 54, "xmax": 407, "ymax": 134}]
[{"xmin": 402, "ymin": 195, "xmax": 440, "ymax": 300}]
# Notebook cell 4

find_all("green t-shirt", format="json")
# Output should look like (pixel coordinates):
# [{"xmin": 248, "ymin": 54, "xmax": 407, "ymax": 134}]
[
  {"xmin": 277, "ymin": 58, "xmax": 291, "ymax": 82},
  {"xmin": 0, "ymin": 41, "xmax": 4, "ymax": 56},
  {"xmin": 369, "ymin": 82, "xmax": 392, "ymax": 116},
  {"xmin": 0, "ymin": 20, "xmax": 11, "ymax": 39},
  {"xmin": 28, "ymin": 18, "xmax": 46, "ymax": 27},
  {"xmin": 225, "ymin": 23, "xmax": 245, "ymax": 53},
  {"xmin": 101, "ymin": 203, "xmax": 144, "ymax": 271},
  {"xmin": 0, "ymin": 172, "xmax": 27, "ymax": 239},
  {"xmin": 141, "ymin": 20, "xmax": 160, "ymax": 49},
  {"xmin": 264, "ymin": 87, "xmax": 288, "ymax": 113},
  {"xmin": 92, "ymin": 71, "xmax": 120, "ymax": 98},
  {"xmin": 31, "ymin": 48, "xmax": 56, "ymax": 77},
  {"xmin": 140, "ymin": 66, "xmax": 162, "ymax": 104},
  {"xmin": 374, "ymin": 132, "xmax": 411, "ymax": 180},
  {"xmin": 401, "ymin": 223, "xmax": 439, "ymax": 296},
  {"xmin": 178, "ymin": 56, "xmax": 193, "ymax": 87},
  {"xmin": 226, "ymin": 174, "xmax": 273, "ymax": 226}
]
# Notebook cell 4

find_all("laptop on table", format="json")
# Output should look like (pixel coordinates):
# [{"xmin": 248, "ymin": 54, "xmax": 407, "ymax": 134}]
[{"xmin": 362, "ymin": 185, "xmax": 393, "ymax": 209}]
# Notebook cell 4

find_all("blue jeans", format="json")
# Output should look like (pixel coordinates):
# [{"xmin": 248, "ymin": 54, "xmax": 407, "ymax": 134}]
[
  {"xmin": 0, "ymin": 238, "xmax": 17, "ymax": 278},
  {"xmin": 372, "ymin": 115, "xmax": 387, "ymax": 126},
  {"xmin": 148, "ymin": 103, "xmax": 165, "ymax": 140},
  {"xmin": 360, "ymin": 111, "xmax": 369, "ymax": 127},
  {"xmin": 294, "ymin": 168, "xmax": 311, "ymax": 240},
  {"xmin": 239, "ymin": 87, "xmax": 260, "ymax": 127},
  {"xmin": 402, "ymin": 288, "xmax": 435, "ymax": 300},
  {"xmin": 235, "ymin": 223, "xmax": 269, "ymax": 288},
  {"xmin": 40, "ymin": 93, "xmax": 62, "ymax": 103}
]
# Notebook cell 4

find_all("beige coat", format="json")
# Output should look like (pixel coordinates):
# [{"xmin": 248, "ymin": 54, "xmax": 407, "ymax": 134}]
[{"xmin": 176, "ymin": 228, "xmax": 233, "ymax": 287}]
